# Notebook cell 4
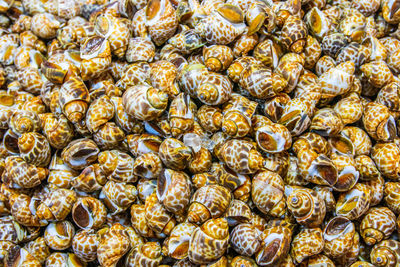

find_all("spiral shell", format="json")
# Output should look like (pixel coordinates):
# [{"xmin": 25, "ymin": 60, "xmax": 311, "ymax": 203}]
[
  {"xmin": 384, "ymin": 182, "xmax": 400, "ymax": 214},
  {"xmin": 31, "ymin": 13, "xmax": 60, "ymax": 39},
  {"xmin": 97, "ymin": 223, "xmax": 131, "ymax": 267},
  {"xmin": 122, "ymin": 84, "xmax": 168, "ymax": 121},
  {"xmin": 3, "ymin": 156, "xmax": 47, "ymax": 189},
  {"xmin": 255, "ymin": 225, "xmax": 291, "ymax": 266},
  {"xmin": 72, "ymin": 197, "xmax": 107, "ymax": 230},
  {"xmin": 80, "ymin": 36, "xmax": 111, "ymax": 81},
  {"xmin": 126, "ymin": 242, "xmax": 163, "ymax": 267},
  {"xmin": 25, "ymin": 237, "xmax": 50, "ymax": 264},
  {"xmin": 42, "ymin": 114, "xmax": 74, "ymax": 150},
  {"xmin": 363, "ymin": 102, "xmax": 396, "ymax": 142},
  {"xmin": 36, "ymin": 188, "xmax": 77, "ymax": 222},
  {"xmin": 72, "ymin": 229, "xmax": 99, "ymax": 262},
  {"xmin": 9, "ymin": 110, "xmax": 40, "ymax": 137},
  {"xmin": 195, "ymin": 4, "xmax": 246, "ymax": 45},
  {"xmin": 203, "ymin": 45, "xmax": 234, "ymax": 72},
  {"xmin": 370, "ymin": 239, "xmax": 400, "ymax": 266},
  {"xmin": 130, "ymin": 204, "xmax": 155, "ymax": 238},
  {"xmin": 196, "ymin": 72, "xmax": 233, "ymax": 106},
  {"xmin": 230, "ymin": 223, "xmax": 261, "ymax": 257},
  {"xmin": 178, "ymin": 63, "xmax": 209, "ymax": 98},
  {"xmin": 98, "ymin": 150, "xmax": 136, "ymax": 183},
  {"xmin": 187, "ymin": 184, "xmax": 231, "ymax": 224},
  {"xmin": 17, "ymin": 132, "xmax": 48, "ymax": 167},
  {"xmin": 251, "ymin": 170, "xmax": 286, "ymax": 217},
  {"xmin": 336, "ymin": 183, "xmax": 371, "ymax": 220},
  {"xmin": 61, "ymin": 138, "xmax": 99, "ymax": 171},
  {"xmin": 126, "ymin": 37, "xmax": 156, "ymax": 63},
  {"xmin": 44, "ymin": 252, "xmax": 84, "ymax": 267},
  {"xmin": 291, "ymin": 228, "xmax": 324, "ymax": 264},
  {"xmin": 382, "ymin": 0, "xmax": 400, "ymax": 24},
  {"xmin": 280, "ymin": 15, "xmax": 307, "ymax": 53},
  {"xmin": 286, "ymin": 187, "xmax": 325, "ymax": 227},
  {"xmin": 216, "ymin": 139, "xmax": 264, "ymax": 174},
  {"xmin": 145, "ymin": 192, "xmax": 176, "ymax": 235},
  {"xmin": 44, "ymin": 221, "xmax": 75, "ymax": 250},
  {"xmin": 168, "ymin": 93, "xmax": 196, "ymax": 137},
  {"xmin": 159, "ymin": 138, "xmax": 192, "ymax": 171},
  {"xmin": 323, "ymin": 216, "xmax": 356, "ymax": 258},
  {"xmin": 4, "ymin": 245, "xmax": 41, "ymax": 267},
  {"xmin": 372, "ymin": 142, "xmax": 400, "ymax": 180},
  {"xmin": 360, "ymin": 207, "xmax": 396, "ymax": 246},
  {"xmin": 361, "ymin": 60, "xmax": 394, "ymax": 88},
  {"xmin": 163, "ymin": 223, "xmax": 197, "ymax": 259},
  {"xmin": 188, "ymin": 218, "xmax": 229, "ymax": 264},
  {"xmin": 99, "ymin": 181, "xmax": 137, "ymax": 214}
]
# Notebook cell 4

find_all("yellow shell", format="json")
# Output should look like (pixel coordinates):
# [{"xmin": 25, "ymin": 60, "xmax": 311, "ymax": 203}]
[{"xmin": 97, "ymin": 224, "xmax": 131, "ymax": 267}]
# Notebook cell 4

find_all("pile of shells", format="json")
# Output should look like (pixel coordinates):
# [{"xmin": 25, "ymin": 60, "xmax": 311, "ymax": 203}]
[{"xmin": 1, "ymin": 0, "xmax": 400, "ymax": 266}]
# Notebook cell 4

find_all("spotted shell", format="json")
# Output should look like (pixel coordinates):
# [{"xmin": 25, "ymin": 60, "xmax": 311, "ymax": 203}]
[
  {"xmin": 382, "ymin": 0, "xmax": 400, "ymax": 24},
  {"xmin": 178, "ymin": 63, "xmax": 209, "ymax": 98},
  {"xmin": 71, "ymin": 164, "xmax": 106, "ymax": 192},
  {"xmin": 157, "ymin": 168, "xmax": 191, "ymax": 214},
  {"xmin": 168, "ymin": 29, "xmax": 206, "ymax": 55},
  {"xmin": 126, "ymin": 133, "xmax": 162, "ymax": 157},
  {"xmin": 72, "ymin": 229, "xmax": 99, "ymax": 262},
  {"xmin": 9, "ymin": 110, "xmax": 40, "ymax": 137},
  {"xmin": 233, "ymin": 33, "xmax": 259, "ymax": 58},
  {"xmin": 278, "ymin": 98, "xmax": 313, "ymax": 136},
  {"xmin": 187, "ymin": 184, "xmax": 231, "ymax": 224},
  {"xmin": 72, "ymin": 197, "xmax": 107, "ymax": 230},
  {"xmin": 286, "ymin": 187, "xmax": 326, "ymax": 227},
  {"xmin": 36, "ymin": 188, "xmax": 77, "ymax": 222},
  {"xmin": 145, "ymin": 0, "xmax": 178, "ymax": 46},
  {"xmin": 196, "ymin": 72, "xmax": 233, "ymax": 105},
  {"xmin": 126, "ymin": 37, "xmax": 155, "ymax": 63},
  {"xmin": 230, "ymin": 223, "xmax": 261, "ymax": 257},
  {"xmin": 384, "ymin": 182, "xmax": 400, "ymax": 214},
  {"xmin": 122, "ymin": 84, "xmax": 169, "ymax": 121},
  {"xmin": 44, "ymin": 252, "xmax": 84, "ymax": 266},
  {"xmin": 195, "ymin": 4, "xmax": 246, "ymax": 45},
  {"xmin": 163, "ymin": 222, "xmax": 197, "ymax": 259},
  {"xmin": 251, "ymin": 170, "xmax": 286, "ymax": 217},
  {"xmin": 188, "ymin": 218, "xmax": 229, "ymax": 264},
  {"xmin": 323, "ymin": 216, "xmax": 356, "ymax": 258},
  {"xmin": 203, "ymin": 45, "xmax": 234, "ymax": 72},
  {"xmin": 310, "ymin": 108, "xmax": 344, "ymax": 137},
  {"xmin": 216, "ymin": 139, "xmax": 264, "ymax": 174},
  {"xmin": 291, "ymin": 228, "xmax": 324, "ymax": 264},
  {"xmin": 30, "ymin": 13, "xmax": 60, "ymax": 39},
  {"xmin": 196, "ymin": 105, "xmax": 222, "ymax": 133},
  {"xmin": 159, "ymin": 138, "xmax": 192, "ymax": 170},
  {"xmin": 44, "ymin": 221, "xmax": 75, "ymax": 251},
  {"xmin": 4, "ymin": 246, "xmax": 41, "ymax": 267},
  {"xmin": 360, "ymin": 207, "xmax": 396, "ymax": 246},
  {"xmin": 370, "ymin": 239, "xmax": 400, "ymax": 266},
  {"xmin": 313, "ymin": 186, "xmax": 336, "ymax": 212},
  {"xmin": 42, "ymin": 114, "xmax": 74, "ymax": 150},
  {"xmin": 130, "ymin": 204, "xmax": 155, "ymax": 238},
  {"xmin": 3, "ymin": 156, "xmax": 48, "ymax": 189},
  {"xmin": 98, "ymin": 150, "xmax": 136, "ymax": 183},
  {"xmin": 371, "ymin": 142, "xmax": 400, "ymax": 180},
  {"xmin": 150, "ymin": 60, "xmax": 180, "ymax": 98},
  {"xmin": 168, "ymin": 93, "xmax": 196, "ymax": 137},
  {"xmin": 10, "ymin": 194, "xmax": 41, "ymax": 227},
  {"xmin": 25, "ymin": 237, "xmax": 50, "ymax": 264},
  {"xmin": 341, "ymin": 126, "xmax": 372, "ymax": 156},
  {"xmin": 255, "ymin": 225, "xmax": 291, "ymax": 266},
  {"xmin": 115, "ymin": 62, "xmax": 150, "ymax": 90},
  {"xmin": 336, "ymin": 183, "xmax": 371, "ymax": 220},
  {"xmin": 361, "ymin": 60, "xmax": 395, "ymax": 88},
  {"xmin": 97, "ymin": 224, "xmax": 131, "ymax": 267},
  {"xmin": 126, "ymin": 242, "xmax": 163, "ymax": 267},
  {"xmin": 145, "ymin": 193, "xmax": 176, "ymax": 235},
  {"xmin": 99, "ymin": 181, "xmax": 137, "ymax": 215},
  {"xmin": 61, "ymin": 138, "xmax": 100, "ymax": 171},
  {"xmin": 280, "ymin": 15, "xmax": 307, "ymax": 53},
  {"xmin": 221, "ymin": 94, "xmax": 257, "ymax": 137}
]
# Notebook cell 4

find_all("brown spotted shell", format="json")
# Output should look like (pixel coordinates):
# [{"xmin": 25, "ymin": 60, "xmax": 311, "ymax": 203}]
[
  {"xmin": 372, "ymin": 142, "xmax": 400, "ymax": 180},
  {"xmin": 336, "ymin": 183, "xmax": 371, "ymax": 220},
  {"xmin": 97, "ymin": 224, "xmax": 131, "ymax": 267},
  {"xmin": 44, "ymin": 221, "xmax": 75, "ymax": 251},
  {"xmin": 188, "ymin": 218, "xmax": 229, "ymax": 264},
  {"xmin": 163, "ymin": 223, "xmax": 197, "ymax": 259},
  {"xmin": 98, "ymin": 150, "xmax": 137, "ymax": 183},
  {"xmin": 99, "ymin": 181, "xmax": 137, "ymax": 215},
  {"xmin": 230, "ymin": 223, "xmax": 261, "ymax": 257},
  {"xmin": 61, "ymin": 138, "xmax": 100, "ymax": 171},
  {"xmin": 196, "ymin": 72, "xmax": 233, "ymax": 106},
  {"xmin": 360, "ymin": 207, "xmax": 396, "ymax": 246},
  {"xmin": 18, "ymin": 132, "xmax": 51, "ymax": 167},
  {"xmin": 144, "ymin": 192, "xmax": 176, "ymax": 235},
  {"xmin": 370, "ymin": 239, "xmax": 400, "ymax": 266},
  {"xmin": 290, "ymin": 228, "xmax": 324, "ymax": 264},
  {"xmin": 126, "ymin": 241, "xmax": 163, "ymax": 267},
  {"xmin": 159, "ymin": 138, "xmax": 192, "ymax": 171},
  {"xmin": 251, "ymin": 170, "xmax": 286, "ymax": 217},
  {"xmin": 187, "ymin": 184, "xmax": 231, "ymax": 225},
  {"xmin": 72, "ymin": 197, "xmax": 107, "ymax": 230},
  {"xmin": 36, "ymin": 188, "xmax": 77, "ymax": 222},
  {"xmin": 323, "ymin": 216, "xmax": 356, "ymax": 258},
  {"xmin": 168, "ymin": 93, "xmax": 196, "ymax": 137},
  {"xmin": 72, "ymin": 229, "xmax": 99, "ymax": 263}
]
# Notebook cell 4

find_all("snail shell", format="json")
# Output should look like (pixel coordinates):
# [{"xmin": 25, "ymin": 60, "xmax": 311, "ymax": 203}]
[
  {"xmin": 384, "ymin": 182, "xmax": 400, "ymax": 214},
  {"xmin": 44, "ymin": 252, "xmax": 84, "ymax": 266},
  {"xmin": 196, "ymin": 72, "xmax": 233, "ymax": 106},
  {"xmin": 159, "ymin": 138, "xmax": 192, "ymax": 171},
  {"xmin": 290, "ymin": 228, "xmax": 324, "ymax": 264},
  {"xmin": 72, "ymin": 229, "xmax": 99, "ymax": 262},
  {"xmin": 3, "ymin": 156, "xmax": 47, "ymax": 189},
  {"xmin": 188, "ymin": 218, "xmax": 229, "ymax": 264},
  {"xmin": 85, "ymin": 95, "xmax": 114, "ymax": 134},
  {"xmin": 286, "ymin": 187, "xmax": 326, "ymax": 227},
  {"xmin": 97, "ymin": 224, "xmax": 131, "ymax": 267},
  {"xmin": 61, "ymin": 138, "xmax": 100, "ymax": 171},
  {"xmin": 363, "ymin": 102, "xmax": 396, "ymax": 142},
  {"xmin": 370, "ymin": 239, "xmax": 400, "ymax": 267},
  {"xmin": 36, "ymin": 188, "xmax": 77, "ymax": 222},
  {"xmin": 163, "ymin": 223, "xmax": 197, "ymax": 259},
  {"xmin": 98, "ymin": 150, "xmax": 137, "ymax": 183},
  {"xmin": 323, "ymin": 216, "xmax": 356, "ymax": 258},
  {"xmin": 126, "ymin": 242, "xmax": 163, "ymax": 267},
  {"xmin": 99, "ymin": 181, "xmax": 137, "ymax": 215},
  {"xmin": 42, "ymin": 114, "xmax": 74, "ymax": 150},
  {"xmin": 44, "ymin": 221, "xmax": 75, "ymax": 251},
  {"xmin": 372, "ymin": 142, "xmax": 400, "ymax": 180},
  {"xmin": 145, "ymin": 193, "xmax": 176, "ymax": 235},
  {"xmin": 71, "ymin": 164, "xmax": 106, "ymax": 193},
  {"xmin": 72, "ymin": 197, "xmax": 107, "ymax": 230},
  {"xmin": 336, "ymin": 183, "xmax": 371, "ymax": 220},
  {"xmin": 122, "ymin": 84, "xmax": 169, "ymax": 121},
  {"xmin": 168, "ymin": 93, "xmax": 196, "ymax": 137},
  {"xmin": 187, "ymin": 184, "xmax": 231, "ymax": 225},
  {"xmin": 251, "ymin": 170, "xmax": 286, "ymax": 217},
  {"xmin": 133, "ymin": 152, "xmax": 163, "ymax": 179},
  {"xmin": 360, "ymin": 207, "xmax": 396, "ymax": 246},
  {"xmin": 203, "ymin": 45, "xmax": 234, "ymax": 72},
  {"xmin": 230, "ymin": 223, "xmax": 261, "ymax": 257},
  {"xmin": 25, "ymin": 237, "xmax": 50, "ymax": 264},
  {"xmin": 126, "ymin": 37, "xmax": 155, "ymax": 63}
]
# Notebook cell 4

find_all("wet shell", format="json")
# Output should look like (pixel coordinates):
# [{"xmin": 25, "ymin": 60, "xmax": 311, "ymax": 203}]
[
  {"xmin": 97, "ymin": 224, "xmax": 131, "ymax": 267},
  {"xmin": 9, "ymin": 110, "xmax": 40, "ymax": 137},
  {"xmin": 59, "ymin": 76, "xmax": 90, "ymax": 124},
  {"xmin": 122, "ymin": 84, "xmax": 169, "ymax": 121},
  {"xmin": 178, "ymin": 63, "xmax": 209, "ymax": 98},
  {"xmin": 163, "ymin": 223, "xmax": 197, "ymax": 259},
  {"xmin": 150, "ymin": 60, "xmax": 180, "ymax": 98},
  {"xmin": 188, "ymin": 218, "xmax": 229, "ymax": 264},
  {"xmin": 187, "ymin": 184, "xmax": 231, "ymax": 224},
  {"xmin": 36, "ymin": 188, "xmax": 77, "ymax": 222},
  {"xmin": 361, "ymin": 60, "xmax": 394, "ymax": 88},
  {"xmin": 384, "ymin": 182, "xmax": 400, "ymax": 214},
  {"xmin": 72, "ymin": 229, "xmax": 99, "ymax": 262},
  {"xmin": 280, "ymin": 15, "xmax": 307, "ymax": 53},
  {"xmin": 310, "ymin": 108, "xmax": 344, "ymax": 137},
  {"xmin": 169, "ymin": 93, "xmax": 196, "ymax": 137},
  {"xmin": 251, "ymin": 170, "xmax": 286, "ymax": 217},
  {"xmin": 157, "ymin": 168, "xmax": 191, "ymax": 214},
  {"xmin": 115, "ymin": 62, "xmax": 150, "ymax": 90},
  {"xmin": 80, "ymin": 36, "xmax": 112, "ymax": 81},
  {"xmin": 323, "ymin": 216, "xmax": 356, "ymax": 258},
  {"xmin": 195, "ymin": 4, "xmax": 246, "ymax": 45},
  {"xmin": 360, "ymin": 207, "xmax": 396, "ymax": 246},
  {"xmin": 99, "ymin": 181, "xmax": 137, "ymax": 214},
  {"xmin": 44, "ymin": 252, "xmax": 84, "ymax": 266},
  {"xmin": 42, "ymin": 114, "xmax": 74, "ymax": 149},
  {"xmin": 133, "ymin": 152, "xmax": 163, "ymax": 179},
  {"xmin": 71, "ymin": 164, "xmax": 106, "ymax": 193},
  {"xmin": 98, "ymin": 150, "xmax": 136, "ymax": 183},
  {"xmin": 130, "ymin": 204, "xmax": 155, "ymax": 238}
]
